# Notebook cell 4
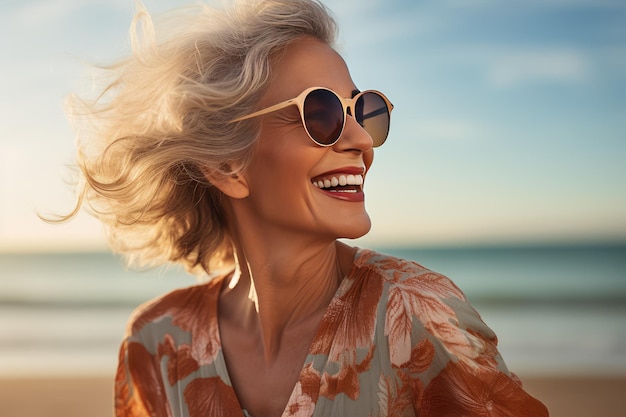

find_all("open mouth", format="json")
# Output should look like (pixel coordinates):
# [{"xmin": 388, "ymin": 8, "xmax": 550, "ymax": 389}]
[{"xmin": 311, "ymin": 174, "xmax": 364, "ymax": 194}]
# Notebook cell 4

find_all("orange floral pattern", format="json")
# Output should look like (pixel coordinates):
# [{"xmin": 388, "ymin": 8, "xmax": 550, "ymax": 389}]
[
  {"xmin": 115, "ymin": 248, "xmax": 548, "ymax": 416},
  {"xmin": 184, "ymin": 377, "xmax": 243, "ymax": 417},
  {"xmin": 420, "ymin": 360, "xmax": 549, "ymax": 417}
]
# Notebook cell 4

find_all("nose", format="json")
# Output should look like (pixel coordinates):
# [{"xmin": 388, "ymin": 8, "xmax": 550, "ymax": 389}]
[{"xmin": 333, "ymin": 112, "xmax": 374, "ymax": 153}]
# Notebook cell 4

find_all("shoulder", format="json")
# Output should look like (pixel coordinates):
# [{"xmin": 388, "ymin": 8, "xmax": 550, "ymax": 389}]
[
  {"xmin": 353, "ymin": 248, "xmax": 467, "ymax": 302},
  {"xmin": 124, "ymin": 276, "xmax": 224, "ymax": 337},
  {"xmin": 353, "ymin": 248, "xmax": 494, "ymax": 365}
]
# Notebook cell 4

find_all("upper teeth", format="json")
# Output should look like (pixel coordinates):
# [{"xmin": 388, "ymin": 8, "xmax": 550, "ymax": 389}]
[{"xmin": 313, "ymin": 174, "xmax": 364, "ymax": 189}]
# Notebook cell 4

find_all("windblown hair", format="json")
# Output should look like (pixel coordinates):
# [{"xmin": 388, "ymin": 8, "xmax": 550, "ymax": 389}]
[{"xmin": 63, "ymin": 0, "xmax": 337, "ymax": 276}]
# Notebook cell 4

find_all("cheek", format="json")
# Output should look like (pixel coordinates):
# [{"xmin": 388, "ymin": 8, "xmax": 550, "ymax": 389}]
[
  {"xmin": 248, "ymin": 121, "xmax": 328, "ymax": 198},
  {"xmin": 246, "ymin": 142, "xmax": 317, "ymax": 197},
  {"xmin": 364, "ymin": 149, "xmax": 374, "ymax": 171}
]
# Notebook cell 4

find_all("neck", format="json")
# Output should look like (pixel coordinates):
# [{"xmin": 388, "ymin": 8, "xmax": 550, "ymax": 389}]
[{"xmin": 225, "ymin": 235, "xmax": 354, "ymax": 362}]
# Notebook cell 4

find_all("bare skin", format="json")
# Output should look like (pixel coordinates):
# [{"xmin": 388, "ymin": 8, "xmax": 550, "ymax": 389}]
[
  {"xmin": 218, "ymin": 241, "xmax": 356, "ymax": 417},
  {"xmin": 210, "ymin": 37, "xmax": 375, "ymax": 417}
]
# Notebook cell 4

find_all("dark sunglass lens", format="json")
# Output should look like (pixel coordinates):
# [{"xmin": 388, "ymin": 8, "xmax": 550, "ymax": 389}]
[
  {"xmin": 303, "ymin": 89, "xmax": 344, "ymax": 145},
  {"xmin": 356, "ymin": 92, "xmax": 390, "ymax": 147}
]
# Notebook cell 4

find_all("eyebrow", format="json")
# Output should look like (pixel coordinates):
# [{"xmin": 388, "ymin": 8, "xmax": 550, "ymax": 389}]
[{"xmin": 351, "ymin": 89, "xmax": 360, "ymax": 98}]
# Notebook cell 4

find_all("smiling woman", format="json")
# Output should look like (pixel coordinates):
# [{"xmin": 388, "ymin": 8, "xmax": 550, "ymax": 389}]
[{"xmin": 58, "ymin": 0, "xmax": 548, "ymax": 416}]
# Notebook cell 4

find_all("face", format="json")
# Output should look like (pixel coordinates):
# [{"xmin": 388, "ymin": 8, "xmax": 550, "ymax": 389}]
[{"xmin": 235, "ymin": 37, "xmax": 376, "ymax": 242}]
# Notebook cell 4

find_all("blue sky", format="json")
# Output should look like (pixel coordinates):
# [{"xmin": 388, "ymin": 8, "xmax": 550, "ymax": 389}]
[{"xmin": 0, "ymin": 0, "xmax": 624, "ymax": 251}]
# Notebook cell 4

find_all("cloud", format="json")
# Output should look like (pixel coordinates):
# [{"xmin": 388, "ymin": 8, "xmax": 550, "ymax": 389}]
[
  {"xmin": 333, "ymin": 1, "xmax": 443, "ymax": 49},
  {"xmin": 443, "ymin": 0, "xmax": 625, "ymax": 10},
  {"xmin": 10, "ymin": 0, "xmax": 91, "ymax": 27},
  {"xmin": 6, "ymin": 0, "xmax": 181, "ymax": 29},
  {"xmin": 429, "ymin": 44, "xmax": 593, "ymax": 88},
  {"xmin": 487, "ymin": 49, "xmax": 590, "ymax": 87},
  {"xmin": 6, "ymin": 0, "xmax": 128, "ymax": 29}
]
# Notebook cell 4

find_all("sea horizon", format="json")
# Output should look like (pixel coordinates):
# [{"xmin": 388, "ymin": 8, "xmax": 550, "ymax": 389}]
[
  {"xmin": 1, "ymin": 241, "xmax": 625, "ymax": 377},
  {"xmin": 2, "ymin": 237, "xmax": 625, "ymax": 254}
]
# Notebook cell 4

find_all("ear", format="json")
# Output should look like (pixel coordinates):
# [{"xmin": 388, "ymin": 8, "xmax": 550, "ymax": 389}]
[{"xmin": 203, "ymin": 164, "xmax": 249, "ymax": 199}]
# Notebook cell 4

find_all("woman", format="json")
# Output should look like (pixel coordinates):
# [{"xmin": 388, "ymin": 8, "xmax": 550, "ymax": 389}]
[{"xmin": 64, "ymin": 0, "xmax": 548, "ymax": 416}]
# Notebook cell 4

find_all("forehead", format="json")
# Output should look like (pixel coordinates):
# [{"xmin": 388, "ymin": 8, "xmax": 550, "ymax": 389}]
[{"xmin": 261, "ymin": 37, "xmax": 356, "ymax": 105}]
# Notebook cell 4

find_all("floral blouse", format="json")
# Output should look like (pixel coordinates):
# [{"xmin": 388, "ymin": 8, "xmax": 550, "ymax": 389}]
[{"xmin": 115, "ymin": 248, "xmax": 548, "ymax": 416}]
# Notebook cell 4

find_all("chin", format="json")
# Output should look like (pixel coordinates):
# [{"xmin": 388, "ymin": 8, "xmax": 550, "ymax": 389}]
[{"xmin": 337, "ymin": 216, "xmax": 372, "ymax": 240}]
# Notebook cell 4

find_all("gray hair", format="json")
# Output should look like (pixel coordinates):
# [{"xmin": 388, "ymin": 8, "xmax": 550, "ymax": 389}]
[{"xmin": 63, "ymin": 0, "xmax": 337, "ymax": 276}]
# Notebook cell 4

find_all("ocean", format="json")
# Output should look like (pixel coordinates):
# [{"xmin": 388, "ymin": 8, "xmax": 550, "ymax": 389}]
[{"xmin": 1, "ymin": 244, "xmax": 625, "ymax": 377}]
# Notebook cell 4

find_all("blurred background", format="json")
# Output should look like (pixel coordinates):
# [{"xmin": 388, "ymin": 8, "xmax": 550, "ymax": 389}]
[{"xmin": 1, "ymin": 0, "xmax": 625, "ymax": 416}]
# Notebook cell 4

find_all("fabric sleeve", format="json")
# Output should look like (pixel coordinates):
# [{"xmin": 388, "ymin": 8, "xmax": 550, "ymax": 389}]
[
  {"xmin": 412, "ymin": 285, "xmax": 549, "ymax": 416},
  {"xmin": 114, "ymin": 337, "xmax": 172, "ymax": 417}
]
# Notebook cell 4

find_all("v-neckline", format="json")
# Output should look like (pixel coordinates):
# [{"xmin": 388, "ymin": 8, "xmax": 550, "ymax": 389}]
[{"xmin": 212, "ymin": 248, "xmax": 362, "ymax": 417}]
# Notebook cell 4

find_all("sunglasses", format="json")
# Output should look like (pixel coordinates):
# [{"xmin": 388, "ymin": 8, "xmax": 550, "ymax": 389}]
[{"xmin": 231, "ymin": 87, "xmax": 393, "ymax": 147}]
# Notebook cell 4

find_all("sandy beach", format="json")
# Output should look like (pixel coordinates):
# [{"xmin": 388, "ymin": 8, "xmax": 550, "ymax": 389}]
[{"xmin": 0, "ymin": 374, "xmax": 624, "ymax": 417}]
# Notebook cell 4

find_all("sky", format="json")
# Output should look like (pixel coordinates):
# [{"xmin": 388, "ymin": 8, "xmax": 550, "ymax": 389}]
[{"xmin": 0, "ymin": 0, "xmax": 625, "ymax": 252}]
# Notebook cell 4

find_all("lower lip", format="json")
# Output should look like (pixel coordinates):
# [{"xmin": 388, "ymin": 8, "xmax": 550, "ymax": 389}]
[{"xmin": 316, "ymin": 188, "xmax": 365, "ymax": 202}]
